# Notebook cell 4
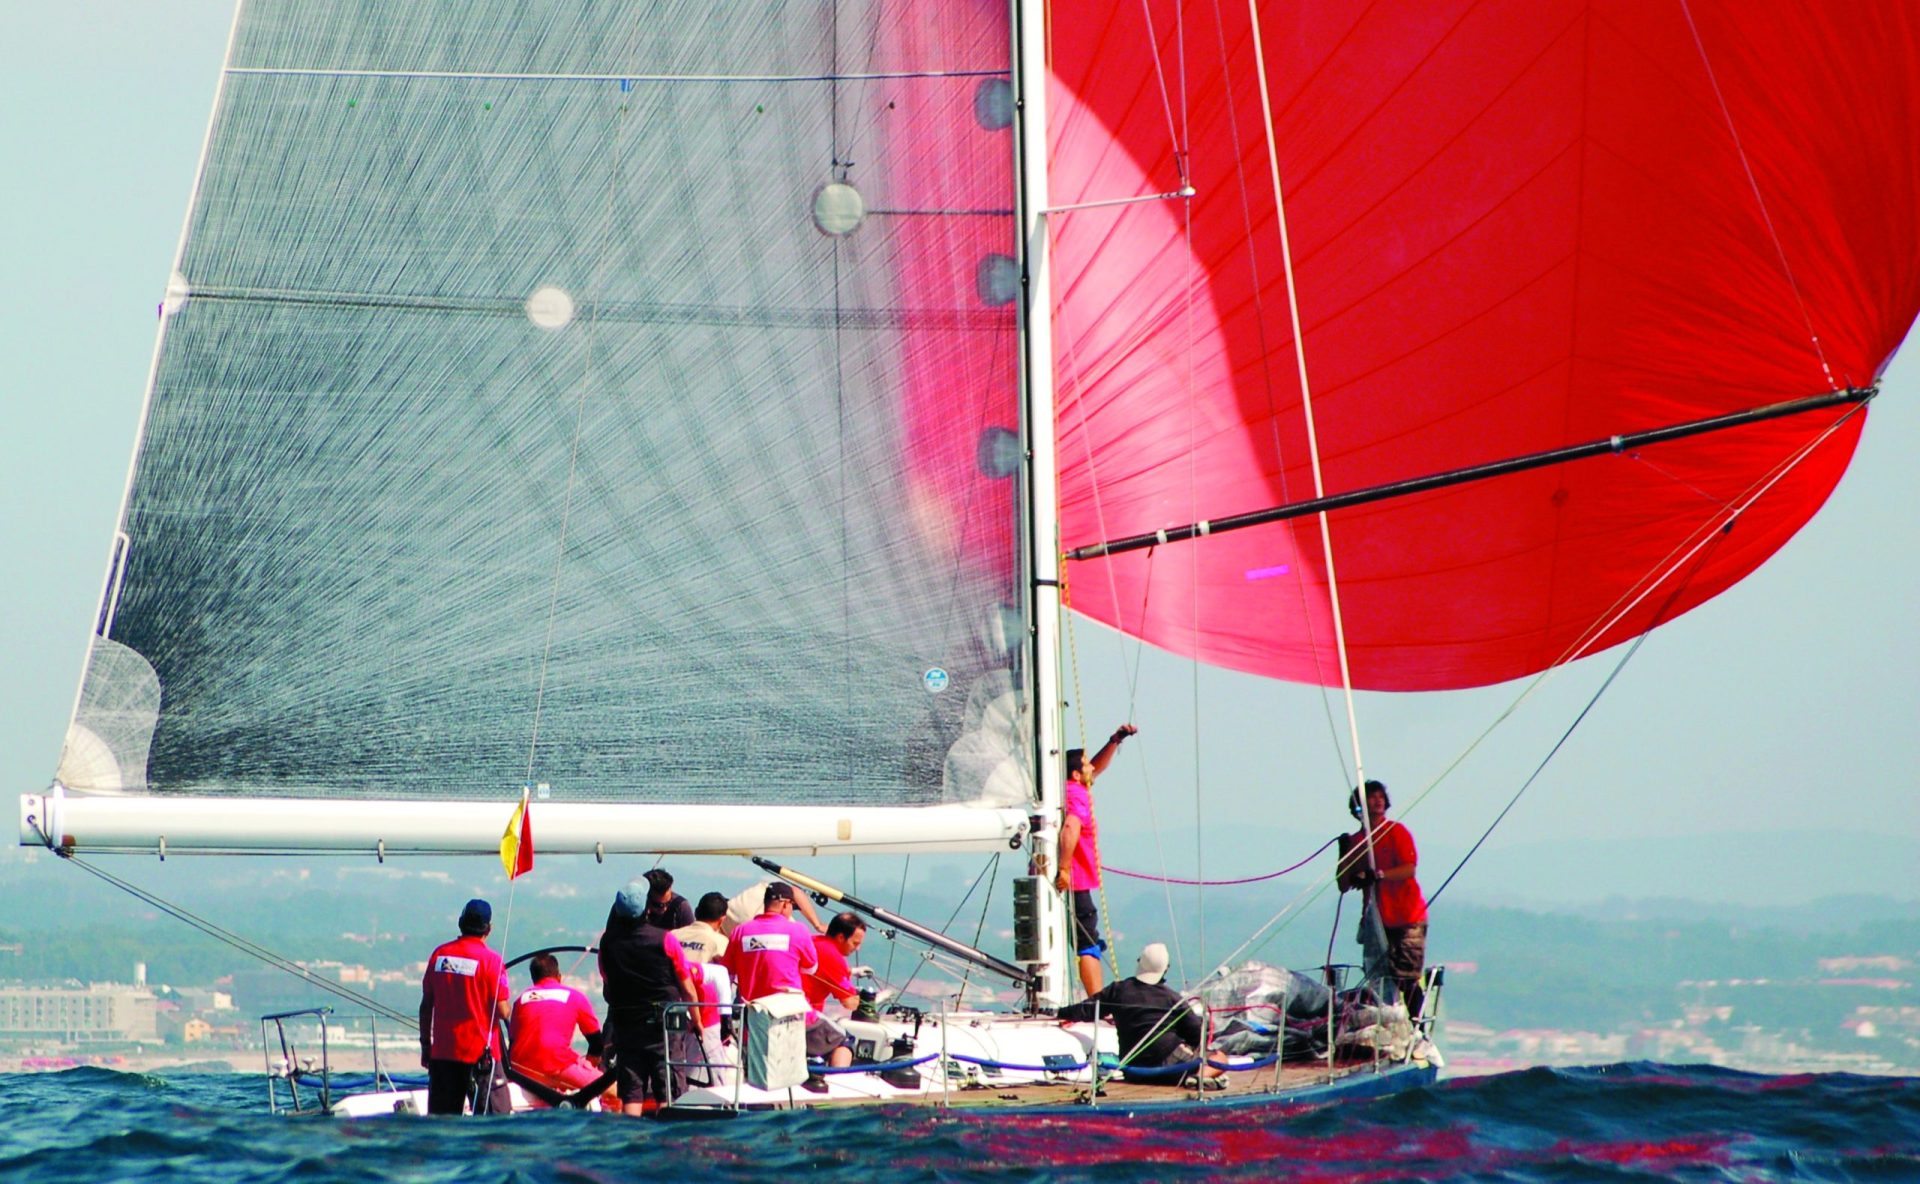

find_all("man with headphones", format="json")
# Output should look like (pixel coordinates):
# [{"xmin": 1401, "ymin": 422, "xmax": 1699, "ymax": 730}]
[{"xmin": 1337, "ymin": 780, "xmax": 1429, "ymax": 1018}]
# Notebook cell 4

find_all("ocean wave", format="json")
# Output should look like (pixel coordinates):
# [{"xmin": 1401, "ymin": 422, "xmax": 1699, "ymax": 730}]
[{"xmin": 0, "ymin": 1063, "xmax": 1909, "ymax": 1182}]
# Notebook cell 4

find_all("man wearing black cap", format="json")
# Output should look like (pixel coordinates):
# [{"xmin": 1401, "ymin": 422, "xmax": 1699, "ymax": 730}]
[{"xmin": 420, "ymin": 898, "xmax": 513, "ymax": 1115}]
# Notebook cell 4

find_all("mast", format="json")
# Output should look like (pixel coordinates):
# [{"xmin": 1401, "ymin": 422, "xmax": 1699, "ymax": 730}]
[{"xmin": 1012, "ymin": 0, "xmax": 1072, "ymax": 1009}]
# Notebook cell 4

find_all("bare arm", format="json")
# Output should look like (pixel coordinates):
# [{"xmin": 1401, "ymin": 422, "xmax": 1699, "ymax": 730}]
[
  {"xmin": 1085, "ymin": 723, "xmax": 1136, "ymax": 781},
  {"xmin": 794, "ymin": 893, "xmax": 825, "ymax": 934},
  {"xmin": 1055, "ymin": 814, "xmax": 1082, "ymax": 892}
]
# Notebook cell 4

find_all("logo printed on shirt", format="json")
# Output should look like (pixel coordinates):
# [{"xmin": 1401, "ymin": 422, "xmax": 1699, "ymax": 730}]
[
  {"xmin": 741, "ymin": 933, "xmax": 791, "ymax": 953},
  {"xmin": 434, "ymin": 955, "xmax": 481, "ymax": 977},
  {"xmin": 516, "ymin": 988, "xmax": 570, "ymax": 1005}
]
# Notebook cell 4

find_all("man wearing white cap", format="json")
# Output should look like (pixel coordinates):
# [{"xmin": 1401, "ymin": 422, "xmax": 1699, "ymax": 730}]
[{"xmin": 1054, "ymin": 942, "xmax": 1225, "ymax": 1089}]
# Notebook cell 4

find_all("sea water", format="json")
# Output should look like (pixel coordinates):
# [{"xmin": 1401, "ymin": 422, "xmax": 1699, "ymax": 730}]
[{"xmin": 0, "ymin": 1063, "xmax": 1914, "ymax": 1182}]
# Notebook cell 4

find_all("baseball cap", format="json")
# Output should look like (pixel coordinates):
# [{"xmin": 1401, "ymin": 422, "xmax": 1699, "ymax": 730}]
[{"xmin": 1135, "ymin": 942, "xmax": 1170, "ymax": 985}]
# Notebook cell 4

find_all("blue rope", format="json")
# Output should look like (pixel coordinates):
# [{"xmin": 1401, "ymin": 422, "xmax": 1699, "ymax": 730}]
[
  {"xmin": 810, "ymin": 1054, "xmax": 940, "ymax": 1076},
  {"xmin": 308, "ymin": 1073, "xmax": 428, "ymax": 1090},
  {"xmin": 803, "ymin": 1051, "xmax": 1278, "ymax": 1078},
  {"xmin": 1116, "ymin": 1054, "xmax": 1277, "ymax": 1080}
]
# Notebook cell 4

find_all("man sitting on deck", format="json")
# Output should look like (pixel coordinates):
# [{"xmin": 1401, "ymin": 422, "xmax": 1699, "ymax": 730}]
[
  {"xmin": 1055, "ymin": 942, "xmax": 1225, "ymax": 1089},
  {"xmin": 506, "ymin": 952, "xmax": 605, "ymax": 1102}
]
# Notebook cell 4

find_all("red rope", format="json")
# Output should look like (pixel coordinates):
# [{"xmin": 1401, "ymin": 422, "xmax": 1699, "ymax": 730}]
[{"xmin": 1101, "ymin": 837, "xmax": 1336, "ymax": 887}]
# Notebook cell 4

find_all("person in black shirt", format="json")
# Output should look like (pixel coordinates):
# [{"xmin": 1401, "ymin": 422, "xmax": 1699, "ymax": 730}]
[
  {"xmin": 599, "ymin": 880, "xmax": 699, "ymax": 1114},
  {"xmin": 642, "ymin": 867, "xmax": 695, "ymax": 929},
  {"xmin": 1055, "ymin": 943, "xmax": 1224, "ymax": 1088}
]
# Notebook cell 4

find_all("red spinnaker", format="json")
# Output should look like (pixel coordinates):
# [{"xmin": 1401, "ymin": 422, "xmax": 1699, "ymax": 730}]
[{"xmin": 1049, "ymin": 0, "xmax": 1920, "ymax": 689}]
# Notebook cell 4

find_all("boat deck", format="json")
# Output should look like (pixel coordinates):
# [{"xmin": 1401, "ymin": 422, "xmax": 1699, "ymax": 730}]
[{"xmin": 662, "ymin": 1054, "xmax": 1429, "ymax": 1116}]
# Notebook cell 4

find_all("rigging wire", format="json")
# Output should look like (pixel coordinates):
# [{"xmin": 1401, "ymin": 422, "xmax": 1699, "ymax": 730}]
[
  {"xmin": 41, "ymin": 844, "xmax": 419, "ymax": 1029},
  {"xmin": 1678, "ymin": 0, "xmax": 1837, "ymax": 390},
  {"xmin": 890, "ymin": 855, "xmax": 1000, "ymax": 1005},
  {"xmin": 1243, "ymin": 0, "xmax": 1373, "ymax": 873},
  {"xmin": 951, "ymin": 853, "xmax": 1002, "ymax": 1007},
  {"xmin": 1102, "ymin": 835, "xmax": 1335, "ymax": 886},
  {"xmin": 1426, "ymin": 510, "xmax": 1734, "ymax": 907}
]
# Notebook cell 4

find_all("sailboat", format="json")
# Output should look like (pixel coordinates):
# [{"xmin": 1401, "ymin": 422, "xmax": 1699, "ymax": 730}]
[{"xmin": 19, "ymin": 0, "xmax": 1919, "ymax": 1116}]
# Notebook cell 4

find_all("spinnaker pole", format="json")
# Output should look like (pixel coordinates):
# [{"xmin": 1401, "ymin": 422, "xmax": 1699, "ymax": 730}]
[
  {"xmin": 1065, "ymin": 387, "xmax": 1875, "ymax": 561},
  {"xmin": 752, "ymin": 858, "xmax": 1034, "ymax": 986}
]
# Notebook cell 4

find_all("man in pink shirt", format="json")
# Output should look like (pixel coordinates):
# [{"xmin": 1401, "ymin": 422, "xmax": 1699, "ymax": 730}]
[
  {"xmin": 507, "ymin": 952, "xmax": 604, "ymax": 1102},
  {"xmin": 722, "ymin": 882, "xmax": 852, "ymax": 1077},
  {"xmin": 1054, "ymin": 723, "xmax": 1136, "ymax": 998}
]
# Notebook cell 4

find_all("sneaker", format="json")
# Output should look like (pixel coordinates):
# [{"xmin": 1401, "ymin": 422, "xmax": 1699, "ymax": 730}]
[
  {"xmin": 801, "ymin": 1074, "xmax": 830, "ymax": 1094},
  {"xmin": 1181, "ymin": 1073, "xmax": 1227, "ymax": 1091}
]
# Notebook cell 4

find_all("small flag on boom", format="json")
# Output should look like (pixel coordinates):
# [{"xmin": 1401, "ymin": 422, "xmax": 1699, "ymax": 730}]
[{"xmin": 501, "ymin": 785, "xmax": 534, "ymax": 880}]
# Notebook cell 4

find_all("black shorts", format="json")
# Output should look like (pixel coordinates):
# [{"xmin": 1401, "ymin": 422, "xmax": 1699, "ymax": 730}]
[
  {"xmin": 426, "ymin": 1056, "xmax": 510, "ymax": 1115},
  {"xmin": 1070, "ymin": 889, "xmax": 1105, "ymax": 958},
  {"xmin": 610, "ymin": 1017, "xmax": 673, "ymax": 1103}
]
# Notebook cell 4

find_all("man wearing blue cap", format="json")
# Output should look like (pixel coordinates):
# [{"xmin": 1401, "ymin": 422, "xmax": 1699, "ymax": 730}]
[{"xmin": 421, "ymin": 898, "xmax": 513, "ymax": 1115}]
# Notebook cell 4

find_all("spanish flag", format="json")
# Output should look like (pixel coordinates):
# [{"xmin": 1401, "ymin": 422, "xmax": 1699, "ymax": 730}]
[{"xmin": 501, "ymin": 787, "xmax": 534, "ymax": 880}]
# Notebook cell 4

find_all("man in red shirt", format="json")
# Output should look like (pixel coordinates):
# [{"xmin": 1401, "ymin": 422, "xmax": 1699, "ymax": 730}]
[
  {"xmin": 1337, "ymin": 781, "xmax": 1430, "ymax": 1017},
  {"xmin": 803, "ymin": 912, "xmax": 867, "ymax": 1014},
  {"xmin": 420, "ymin": 898, "xmax": 512, "ymax": 1115},
  {"xmin": 507, "ymin": 952, "xmax": 604, "ymax": 1102}
]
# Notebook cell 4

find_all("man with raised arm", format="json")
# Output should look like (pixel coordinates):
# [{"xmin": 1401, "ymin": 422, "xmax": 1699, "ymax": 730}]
[{"xmin": 1054, "ymin": 722, "xmax": 1136, "ymax": 998}]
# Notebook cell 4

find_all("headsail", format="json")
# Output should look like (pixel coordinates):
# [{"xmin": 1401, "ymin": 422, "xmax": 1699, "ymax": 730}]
[
  {"xmin": 1050, "ymin": 0, "xmax": 1920, "ymax": 690},
  {"xmin": 45, "ymin": 0, "xmax": 1032, "ymax": 851}
]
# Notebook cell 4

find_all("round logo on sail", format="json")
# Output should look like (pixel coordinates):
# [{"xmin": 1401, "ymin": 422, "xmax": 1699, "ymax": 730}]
[{"xmin": 922, "ymin": 667, "xmax": 950, "ymax": 694}]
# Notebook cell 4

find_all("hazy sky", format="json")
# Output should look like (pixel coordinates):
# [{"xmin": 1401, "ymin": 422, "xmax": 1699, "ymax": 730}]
[{"xmin": 3, "ymin": 4, "xmax": 1914, "ymax": 925}]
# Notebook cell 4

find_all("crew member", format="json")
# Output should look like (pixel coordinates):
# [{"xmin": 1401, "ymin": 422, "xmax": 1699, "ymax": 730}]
[
  {"xmin": 724, "ymin": 877, "xmax": 824, "ymax": 935},
  {"xmin": 803, "ymin": 912, "xmax": 868, "ymax": 1014},
  {"xmin": 507, "ymin": 952, "xmax": 605, "ymax": 1102},
  {"xmin": 722, "ymin": 881, "xmax": 851, "ymax": 1085},
  {"xmin": 1338, "ymin": 779, "xmax": 1430, "ymax": 1016},
  {"xmin": 1056, "ymin": 942, "xmax": 1223, "ymax": 1089},
  {"xmin": 643, "ymin": 867, "xmax": 695, "ymax": 929},
  {"xmin": 672, "ymin": 891, "xmax": 735, "ymax": 1087},
  {"xmin": 1055, "ymin": 723, "xmax": 1136, "ymax": 998},
  {"xmin": 599, "ymin": 880, "xmax": 699, "ymax": 1114},
  {"xmin": 420, "ymin": 898, "xmax": 512, "ymax": 1115}
]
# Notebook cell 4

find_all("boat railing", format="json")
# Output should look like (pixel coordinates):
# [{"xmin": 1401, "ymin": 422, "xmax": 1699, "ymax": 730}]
[
  {"xmin": 660, "ymin": 999, "xmax": 735, "ymax": 1104},
  {"xmin": 262, "ymin": 1006, "xmax": 422, "ymax": 1116}
]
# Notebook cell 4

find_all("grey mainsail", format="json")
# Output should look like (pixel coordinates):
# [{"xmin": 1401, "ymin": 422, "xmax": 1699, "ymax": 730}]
[{"xmin": 59, "ymin": 0, "xmax": 1029, "ymax": 811}]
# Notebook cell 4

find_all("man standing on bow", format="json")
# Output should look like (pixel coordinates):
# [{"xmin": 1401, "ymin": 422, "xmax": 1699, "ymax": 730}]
[
  {"xmin": 1338, "ymin": 779, "xmax": 1429, "ymax": 1017},
  {"xmin": 1055, "ymin": 722, "xmax": 1136, "ymax": 998},
  {"xmin": 420, "ymin": 898, "xmax": 513, "ymax": 1115}
]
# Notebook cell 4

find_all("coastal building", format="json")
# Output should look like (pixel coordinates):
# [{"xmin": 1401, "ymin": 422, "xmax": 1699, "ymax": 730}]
[{"xmin": 0, "ymin": 983, "xmax": 159, "ymax": 1044}]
